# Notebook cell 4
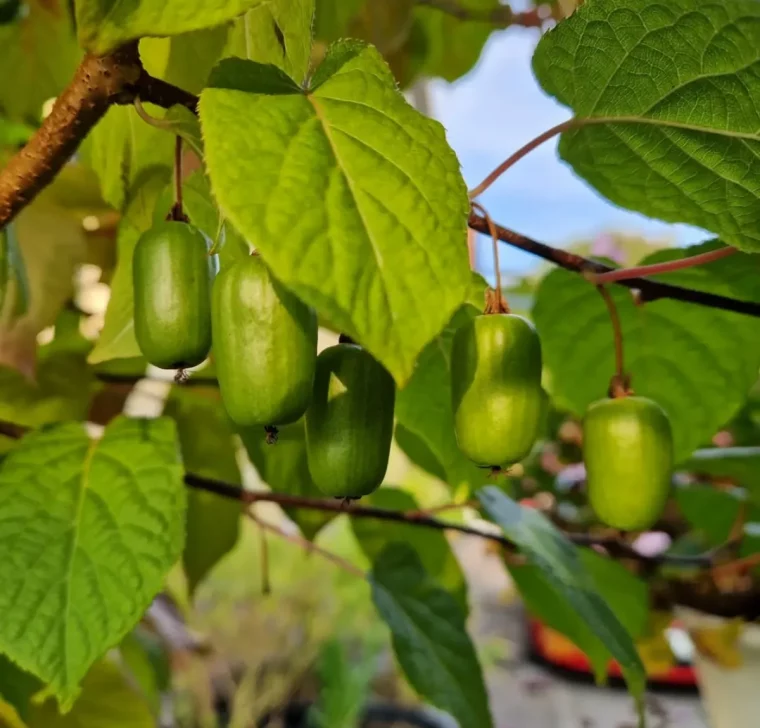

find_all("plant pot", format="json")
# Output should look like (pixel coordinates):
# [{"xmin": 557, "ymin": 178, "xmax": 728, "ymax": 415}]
[{"xmin": 676, "ymin": 607, "xmax": 760, "ymax": 728}]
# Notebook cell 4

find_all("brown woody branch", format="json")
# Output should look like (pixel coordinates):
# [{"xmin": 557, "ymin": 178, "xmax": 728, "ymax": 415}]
[
  {"xmin": 415, "ymin": 0, "xmax": 545, "ymax": 28},
  {"xmin": 468, "ymin": 213, "xmax": 760, "ymax": 319},
  {"xmin": 0, "ymin": 45, "xmax": 196, "ymax": 230}
]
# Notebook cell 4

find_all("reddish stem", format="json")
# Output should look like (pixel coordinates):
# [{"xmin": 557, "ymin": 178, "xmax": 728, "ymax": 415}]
[
  {"xmin": 469, "ymin": 119, "xmax": 580, "ymax": 199},
  {"xmin": 594, "ymin": 246, "xmax": 737, "ymax": 285}
]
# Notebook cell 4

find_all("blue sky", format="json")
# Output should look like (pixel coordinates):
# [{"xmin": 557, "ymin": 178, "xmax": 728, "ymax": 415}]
[{"xmin": 426, "ymin": 26, "xmax": 709, "ymax": 280}]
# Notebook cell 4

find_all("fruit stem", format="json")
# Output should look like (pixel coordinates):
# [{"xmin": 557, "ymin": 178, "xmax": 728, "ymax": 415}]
[
  {"xmin": 264, "ymin": 425, "xmax": 279, "ymax": 445},
  {"xmin": 173, "ymin": 135, "xmax": 184, "ymax": 218},
  {"xmin": 471, "ymin": 201, "xmax": 510, "ymax": 314},
  {"xmin": 248, "ymin": 508, "xmax": 365, "ymax": 578},
  {"xmin": 593, "ymin": 245, "xmax": 736, "ymax": 284},
  {"xmin": 596, "ymin": 285, "xmax": 632, "ymax": 398},
  {"xmin": 338, "ymin": 333, "xmax": 356, "ymax": 345},
  {"xmin": 256, "ymin": 513, "xmax": 272, "ymax": 595},
  {"xmin": 468, "ymin": 118, "xmax": 580, "ymax": 200}
]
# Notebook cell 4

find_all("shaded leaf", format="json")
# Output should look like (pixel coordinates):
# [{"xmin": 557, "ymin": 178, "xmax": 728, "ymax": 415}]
[
  {"xmin": 533, "ymin": 0, "xmax": 760, "ymax": 252},
  {"xmin": 352, "ymin": 489, "xmax": 468, "ymax": 613},
  {"xmin": 88, "ymin": 169, "xmax": 170, "ymax": 365},
  {"xmin": 675, "ymin": 484, "xmax": 743, "ymax": 546},
  {"xmin": 415, "ymin": 0, "xmax": 500, "ymax": 82},
  {"xmin": 226, "ymin": 0, "xmax": 315, "ymax": 85},
  {"xmin": 370, "ymin": 544, "xmax": 493, "ymax": 728},
  {"xmin": 240, "ymin": 420, "xmax": 334, "ymax": 540},
  {"xmin": 164, "ymin": 387, "xmax": 242, "ymax": 595},
  {"xmin": 0, "ymin": 417, "xmax": 185, "ymax": 706},
  {"xmin": 395, "ymin": 304, "xmax": 482, "ymax": 491},
  {"xmin": 76, "ymin": 0, "xmax": 267, "ymax": 54},
  {"xmin": 479, "ymin": 487, "xmax": 645, "ymax": 700},
  {"xmin": 200, "ymin": 43, "xmax": 470, "ymax": 385},
  {"xmin": 0, "ymin": 1, "xmax": 80, "ymax": 123},
  {"xmin": 28, "ymin": 658, "xmax": 154, "ymax": 727},
  {"xmin": 140, "ymin": 26, "xmax": 230, "ymax": 95}
]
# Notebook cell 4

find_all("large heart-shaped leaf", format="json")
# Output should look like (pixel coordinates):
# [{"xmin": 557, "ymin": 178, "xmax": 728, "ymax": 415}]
[
  {"xmin": 200, "ymin": 42, "xmax": 470, "ymax": 385},
  {"xmin": 533, "ymin": 0, "xmax": 760, "ymax": 252},
  {"xmin": 0, "ymin": 417, "xmax": 185, "ymax": 707},
  {"xmin": 532, "ymin": 242, "xmax": 760, "ymax": 461}
]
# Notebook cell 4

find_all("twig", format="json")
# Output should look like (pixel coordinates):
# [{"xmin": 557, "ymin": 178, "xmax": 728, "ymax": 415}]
[
  {"xmin": 711, "ymin": 552, "xmax": 760, "ymax": 578},
  {"xmin": 0, "ymin": 44, "xmax": 142, "ymax": 228},
  {"xmin": 247, "ymin": 509, "xmax": 365, "ymax": 578},
  {"xmin": 415, "ymin": 0, "xmax": 545, "ymax": 28},
  {"xmin": 0, "ymin": 45, "xmax": 197, "ymax": 230},
  {"xmin": 593, "ymin": 245, "xmax": 737, "ymax": 285},
  {"xmin": 185, "ymin": 472, "xmax": 710, "ymax": 567},
  {"xmin": 0, "ymin": 416, "xmax": 729, "ymax": 568},
  {"xmin": 407, "ymin": 501, "xmax": 477, "ymax": 519},
  {"xmin": 468, "ymin": 212, "xmax": 760, "ymax": 319}
]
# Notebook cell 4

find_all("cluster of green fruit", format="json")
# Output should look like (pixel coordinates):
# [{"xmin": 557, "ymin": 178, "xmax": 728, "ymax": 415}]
[
  {"xmin": 451, "ymin": 308, "xmax": 674, "ymax": 532},
  {"xmin": 133, "ymin": 219, "xmax": 674, "ymax": 526},
  {"xmin": 132, "ymin": 220, "xmax": 395, "ymax": 499}
]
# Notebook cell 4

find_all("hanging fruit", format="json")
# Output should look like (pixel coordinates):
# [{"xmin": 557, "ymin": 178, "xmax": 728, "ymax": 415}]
[
  {"xmin": 583, "ymin": 395, "xmax": 673, "ymax": 531},
  {"xmin": 133, "ymin": 220, "xmax": 217, "ymax": 370},
  {"xmin": 212, "ymin": 254, "xmax": 317, "ymax": 428},
  {"xmin": 305, "ymin": 342, "xmax": 395, "ymax": 498},
  {"xmin": 451, "ymin": 311, "xmax": 544, "ymax": 468}
]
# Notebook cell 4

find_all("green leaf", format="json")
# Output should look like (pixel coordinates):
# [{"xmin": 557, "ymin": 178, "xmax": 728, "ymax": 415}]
[
  {"xmin": 395, "ymin": 304, "xmax": 483, "ymax": 491},
  {"xmin": 164, "ymin": 387, "xmax": 242, "ymax": 596},
  {"xmin": 0, "ymin": 417, "xmax": 185, "ymax": 706},
  {"xmin": 370, "ymin": 544, "xmax": 493, "ymax": 728},
  {"xmin": 83, "ymin": 105, "xmax": 174, "ymax": 211},
  {"xmin": 200, "ymin": 43, "xmax": 471, "ymax": 385},
  {"xmin": 240, "ymin": 420, "xmax": 334, "ymax": 540},
  {"xmin": 140, "ymin": 26, "xmax": 230, "ymax": 95},
  {"xmin": 225, "ymin": 0, "xmax": 315, "ymax": 85},
  {"xmin": 352, "ymin": 489, "xmax": 468, "ymax": 613},
  {"xmin": 0, "ymin": 655, "xmax": 41, "ymax": 722},
  {"xmin": 76, "ymin": 0, "xmax": 267, "ymax": 55},
  {"xmin": 675, "ymin": 484, "xmax": 743, "ymax": 545},
  {"xmin": 682, "ymin": 447, "xmax": 760, "ymax": 488},
  {"xmin": 314, "ymin": 0, "xmax": 365, "ymax": 42},
  {"xmin": 478, "ymin": 487, "xmax": 645, "ymax": 700},
  {"xmin": 119, "ymin": 628, "xmax": 169, "ymax": 715},
  {"xmin": 415, "ymin": 0, "xmax": 499, "ymax": 82},
  {"xmin": 88, "ymin": 169, "xmax": 170, "ymax": 365},
  {"xmin": 579, "ymin": 549, "xmax": 649, "ymax": 640},
  {"xmin": 0, "ymin": 348, "xmax": 95, "ymax": 430},
  {"xmin": 0, "ymin": 2, "xmax": 80, "ymax": 123},
  {"xmin": 533, "ymin": 0, "xmax": 760, "ymax": 252},
  {"xmin": 28, "ymin": 658, "xmax": 154, "ymax": 727},
  {"xmin": 532, "ymin": 242, "xmax": 760, "ymax": 461}
]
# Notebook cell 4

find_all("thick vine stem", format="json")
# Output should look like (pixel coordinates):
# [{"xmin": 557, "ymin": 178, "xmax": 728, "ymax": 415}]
[
  {"xmin": 468, "ymin": 212, "xmax": 760, "ymax": 319},
  {"xmin": 0, "ymin": 44, "xmax": 197, "ymax": 230},
  {"xmin": 0, "ymin": 44, "xmax": 142, "ymax": 227}
]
